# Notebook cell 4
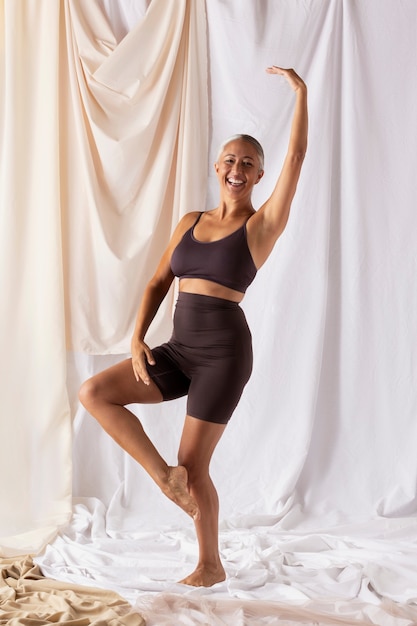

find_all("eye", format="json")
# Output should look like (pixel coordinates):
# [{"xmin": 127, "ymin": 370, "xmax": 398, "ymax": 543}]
[
  {"xmin": 224, "ymin": 158, "xmax": 234, "ymax": 164},
  {"xmin": 243, "ymin": 161, "xmax": 253, "ymax": 167}
]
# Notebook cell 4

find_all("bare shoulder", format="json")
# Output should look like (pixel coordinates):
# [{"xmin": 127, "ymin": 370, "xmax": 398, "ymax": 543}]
[
  {"xmin": 154, "ymin": 211, "xmax": 201, "ymax": 279},
  {"xmin": 177, "ymin": 210, "xmax": 201, "ymax": 229},
  {"xmin": 168, "ymin": 211, "xmax": 201, "ymax": 248}
]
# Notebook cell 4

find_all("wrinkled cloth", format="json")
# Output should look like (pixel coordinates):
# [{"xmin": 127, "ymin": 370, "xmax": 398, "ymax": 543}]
[
  {"xmin": 0, "ymin": 555, "xmax": 145, "ymax": 625},
  {"xmin": 35, "ymin": 499, "xmax": 417, "ymax": 626},
  {"xmin": 136, "ymin": 594, "xmax": 417, "ymax": 626}
]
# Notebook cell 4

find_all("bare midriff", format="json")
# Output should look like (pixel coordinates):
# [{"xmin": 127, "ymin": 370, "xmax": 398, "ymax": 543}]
[{"xmin": 179, "ymin": 278, "xmax": 244, "ymax": 303}]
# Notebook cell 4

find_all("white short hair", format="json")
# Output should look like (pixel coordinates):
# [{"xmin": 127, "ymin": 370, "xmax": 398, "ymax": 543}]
[{"xmin": 216, "ymin": 134, "xmax": 264, "ymax": 171}]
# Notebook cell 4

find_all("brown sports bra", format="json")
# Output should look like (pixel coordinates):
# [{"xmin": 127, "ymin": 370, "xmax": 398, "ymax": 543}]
[{"xmin": 170, "ymin": 212, "xmax": 257, "ymax": 293}]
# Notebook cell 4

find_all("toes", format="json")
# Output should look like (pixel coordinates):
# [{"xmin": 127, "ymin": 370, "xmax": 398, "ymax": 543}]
[{"xmin": 178, "ymin": 566, "xmax": 226, "ymax": 587}]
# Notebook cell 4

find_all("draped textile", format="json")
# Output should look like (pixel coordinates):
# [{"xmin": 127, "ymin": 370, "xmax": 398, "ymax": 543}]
[
  {"xmin": 0, "ymin": 0, "xmax": 208, "ymax": 555},
  {"xmin": 0, "ymin": 555, "xmax": 145, "ymax": 625},
  {"xmin": 0, "ymin": 0, "xmax": 72, "ymax": 556},
  {"xmin": 62, "ymin": 0, "xmax": 208, "ymax": 352},
  {"xmin": 64, "ymin": 0, "xmax": 417, "ymax": 527},
  {"xmin": 2, "ymin": 0, "xmax": 417, "ymax": 624}
]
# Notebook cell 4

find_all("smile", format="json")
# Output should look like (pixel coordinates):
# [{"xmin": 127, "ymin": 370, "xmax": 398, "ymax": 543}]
[{"xmin": 227, "ymin": 177, "xmax": 245, "ymax": 187}]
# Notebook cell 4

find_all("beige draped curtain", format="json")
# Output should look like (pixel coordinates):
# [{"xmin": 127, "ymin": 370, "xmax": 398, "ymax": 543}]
[{"xmin": 0, "ymin": 0, "xmax": 208, "ymax": 556}]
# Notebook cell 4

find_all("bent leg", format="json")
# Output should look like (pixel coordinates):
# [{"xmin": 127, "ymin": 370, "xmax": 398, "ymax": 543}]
[
  {"xmin": 177, "ymin": 415, "xmax": 227, "ymax": 587},
  {"xmin": 79, "ymin": 359, "xmax": 199, "ymax": 520}
]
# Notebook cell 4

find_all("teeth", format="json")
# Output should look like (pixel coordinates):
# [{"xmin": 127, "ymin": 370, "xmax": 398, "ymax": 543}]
[{"xmin": 228, "ymin": 178, "xmax": 244, "ymax": 184}]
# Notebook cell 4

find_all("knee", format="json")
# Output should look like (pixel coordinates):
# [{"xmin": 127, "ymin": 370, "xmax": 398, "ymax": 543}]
[
  {"xmin": 178, "ymin": 455, "xmax": 208, "ymax": 487},
  {"xmin": 78, "ymin": 377, "xmax": 101, "ymax": 412}
]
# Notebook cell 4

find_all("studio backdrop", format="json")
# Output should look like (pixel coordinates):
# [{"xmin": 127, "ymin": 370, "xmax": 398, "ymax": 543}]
[{"xmin": 1, "ymin": 0, "xmax": 417, "ymax": 620}]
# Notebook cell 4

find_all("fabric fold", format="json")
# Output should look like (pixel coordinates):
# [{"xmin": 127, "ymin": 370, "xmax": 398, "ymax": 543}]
[
  {"xmin": 62, "ymin": 0, "xmax": 208, "ymax": 352},
  {"xmin": 0, "ymin": 555, "xmax": 145, "ymax": 625}
]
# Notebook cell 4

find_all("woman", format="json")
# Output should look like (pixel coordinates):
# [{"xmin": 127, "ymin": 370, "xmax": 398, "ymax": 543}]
[{"xmin": 79, "ymin": 66, "xmax": 308, "ymax": 587}]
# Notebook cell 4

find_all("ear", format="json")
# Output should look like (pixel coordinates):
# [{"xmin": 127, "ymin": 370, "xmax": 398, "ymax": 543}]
[
  {"xmin": 255, "ymin": 170, "xmax": 264, "ymax": 184},
  {"xmin": 214, "ymin": 162, "xmax": 219, "ymax": 174}
]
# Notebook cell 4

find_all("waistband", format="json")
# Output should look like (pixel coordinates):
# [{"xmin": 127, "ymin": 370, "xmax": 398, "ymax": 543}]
[{"xmin": 176, "ymin": 291, "xmax": 240, "ymax": 309}]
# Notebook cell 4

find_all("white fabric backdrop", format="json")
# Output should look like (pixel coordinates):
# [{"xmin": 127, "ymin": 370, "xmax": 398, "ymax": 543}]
[
  {"xmin": 2, "ymin": 0, "xmax": 417, "ymax": 624},
  {"xmin": 65, "ymin": 0, "xmax": 417, "ymax": 525}
]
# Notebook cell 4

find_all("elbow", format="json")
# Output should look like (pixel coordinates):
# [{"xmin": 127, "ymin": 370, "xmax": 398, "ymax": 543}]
[
  {"xmin": 285, "ymin": 150, "xmax": 306, "ymax": 177},
  {"xmin": 289, "ymin": 148, "xmax": 307, "ymax": 166},
  {"xmin": 147, "ymin": 273, "xmax": 173, "ymax": 299}
]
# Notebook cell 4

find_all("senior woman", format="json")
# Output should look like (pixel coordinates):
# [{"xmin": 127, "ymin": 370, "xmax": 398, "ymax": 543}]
[{"xmin": 79, "ymin": 66, "xmax": 308, "ymax": 587}]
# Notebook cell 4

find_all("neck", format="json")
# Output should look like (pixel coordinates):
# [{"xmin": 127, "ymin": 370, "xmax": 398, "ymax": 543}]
[{"xmin": 215, "ymin": 198, "xmax": 255, "ymax": 219}]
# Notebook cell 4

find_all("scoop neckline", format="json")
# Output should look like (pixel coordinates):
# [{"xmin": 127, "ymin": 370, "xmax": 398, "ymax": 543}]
[{"xmin": 191, "ymin": 221, "xmax": 247, "ymax": 244}]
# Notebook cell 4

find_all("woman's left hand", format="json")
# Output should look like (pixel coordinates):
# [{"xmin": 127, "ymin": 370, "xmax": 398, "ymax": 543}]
[{"xmin": 266, "ymin": 66, "xmax": 306, "ymax": 92}]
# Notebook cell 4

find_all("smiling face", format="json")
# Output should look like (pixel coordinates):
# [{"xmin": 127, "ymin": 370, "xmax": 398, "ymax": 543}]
[{"xmin": 214, "ymin": 139, "xmax": 264, "ymax": 200}]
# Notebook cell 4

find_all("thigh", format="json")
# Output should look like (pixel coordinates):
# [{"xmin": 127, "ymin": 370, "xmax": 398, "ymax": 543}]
[
  {"xmin": 178, "ymin": 415, "xmax": 227, "ymax": 472},
  {"xmin": 85, "ymin": 358, "xmax": 164, "ymax": 406},
  {"xmin": 187, "ymin": 352, "xmax": 252, "ymax": 424},
  {"xmin": 146, "ymin": 344, "xmax": 190, "ymax": 401}
]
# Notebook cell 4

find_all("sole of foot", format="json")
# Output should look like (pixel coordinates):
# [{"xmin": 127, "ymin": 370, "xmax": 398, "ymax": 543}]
[{"xmin": 163, "ymin": 466, "xmax": 200, "ymax": 521}]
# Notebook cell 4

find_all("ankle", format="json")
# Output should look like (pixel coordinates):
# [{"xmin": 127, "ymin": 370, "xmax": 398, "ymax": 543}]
[{"xmin": 197, "ymin": 558, "xmax": 224, "ymax": 572}]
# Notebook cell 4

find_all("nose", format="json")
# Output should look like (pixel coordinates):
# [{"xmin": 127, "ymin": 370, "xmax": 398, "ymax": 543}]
[{"xmin": 231, "ymin": 160, "xmax": 244, "ymax": 174}]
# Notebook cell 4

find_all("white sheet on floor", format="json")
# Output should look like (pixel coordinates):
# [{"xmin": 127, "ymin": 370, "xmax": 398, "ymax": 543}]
[{"xmin": 36, "ymin": 498, "xmax": 417, "ymax": 625}]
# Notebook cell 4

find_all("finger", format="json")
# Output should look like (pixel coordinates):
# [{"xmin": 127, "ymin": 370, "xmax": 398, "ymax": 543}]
[
  {"xmin": 132, "ymin": 364, "xmax": 139, "ymax": 382},
  {"xmin": 145, "ymin": 347, "xmax": 156, "ymax": 366},
  {"xmin": 141, "ymin": 371, "xmax": 151, "ymax": 386},
  {"xmin": 131, "ymin": 359, "xmax": 142, "ymax": 383},
  {"xmin": 135, "ymin": 363, "xmax": 151, "ymax": 386},
  {"xmin": 132, "ymin": 353, "xmax": 151, "ymax": 385},
  {"xmin": 265, "ymin": 65, "xmax": 284, "ymax": 74}
]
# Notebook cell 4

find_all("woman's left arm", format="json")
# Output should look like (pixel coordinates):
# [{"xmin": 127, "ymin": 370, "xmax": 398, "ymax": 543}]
[{"xmin": 249, "ymin": 67, "xmax": 308, "ymax": 267}]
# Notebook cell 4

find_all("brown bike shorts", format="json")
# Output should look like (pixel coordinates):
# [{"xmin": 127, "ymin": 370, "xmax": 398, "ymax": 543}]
[{"xmin": 146, "ymin": 292, "xmax": 253, "ymax": 424}]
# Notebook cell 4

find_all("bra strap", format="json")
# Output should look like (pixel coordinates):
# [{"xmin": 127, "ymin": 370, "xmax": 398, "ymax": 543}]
[
  {"xmin": 191, "ymin": 211, "xmax": 204, "ymax": 234},
  {"xmin": 193, "ymin": 211, "xmax": 204, "ymax": 227}
]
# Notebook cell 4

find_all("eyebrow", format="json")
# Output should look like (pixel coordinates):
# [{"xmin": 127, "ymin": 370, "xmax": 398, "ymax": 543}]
[{"xmin": 224, "ymin": 153, "xmax": 255, "ymax": 160}]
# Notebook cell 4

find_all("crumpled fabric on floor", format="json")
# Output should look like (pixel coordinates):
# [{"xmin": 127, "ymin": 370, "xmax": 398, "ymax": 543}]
[
  {"xmin": 135, "ymin": 594, "xmax": 417, "ymax": 626},
  {"xmin": 0, "ymin": 554, "xmax": 145, "ymax": 625},
  {"xmin": 34, "ymin": 498, "xmax": 417, "ymax": 625}
]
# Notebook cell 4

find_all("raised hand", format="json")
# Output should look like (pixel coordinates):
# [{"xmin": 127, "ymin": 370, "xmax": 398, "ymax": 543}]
[{"xmin": 266, "ymin": 66, "xmax": 306, "ymax": 92}]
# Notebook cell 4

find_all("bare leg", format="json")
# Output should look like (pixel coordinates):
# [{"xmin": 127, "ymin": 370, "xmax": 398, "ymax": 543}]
[
  {"xmin": 78, "ymin": 359, "xmax": 199, "ymax": 520},
  {"xmin": 177, "ymin": 415, "xmax": 227, "ymax": 587}
]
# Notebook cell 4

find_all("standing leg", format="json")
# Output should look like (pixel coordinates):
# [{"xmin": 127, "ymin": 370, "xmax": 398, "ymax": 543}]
[
  {"xmin": 79, "ymin": 359, "xmax": 200, "ymax": 520},
  {"xmin": 177, "ymin": 415, "xmax": 228, "ymax": 587}
]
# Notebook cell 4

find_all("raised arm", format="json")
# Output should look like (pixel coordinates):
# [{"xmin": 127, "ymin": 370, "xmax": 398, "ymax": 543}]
[{"xmin": 247, "ymin": 67, "xmax": 308, "ymax": 268}]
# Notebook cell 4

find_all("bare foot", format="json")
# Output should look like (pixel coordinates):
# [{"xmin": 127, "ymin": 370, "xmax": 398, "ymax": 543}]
[
  {"xmin": 179, "ymin": 563, "xmax": 226, "ymax": 587},
  {"xmin": 161, "ymin": 466, "xmax": 200, "ymax": 520}
]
